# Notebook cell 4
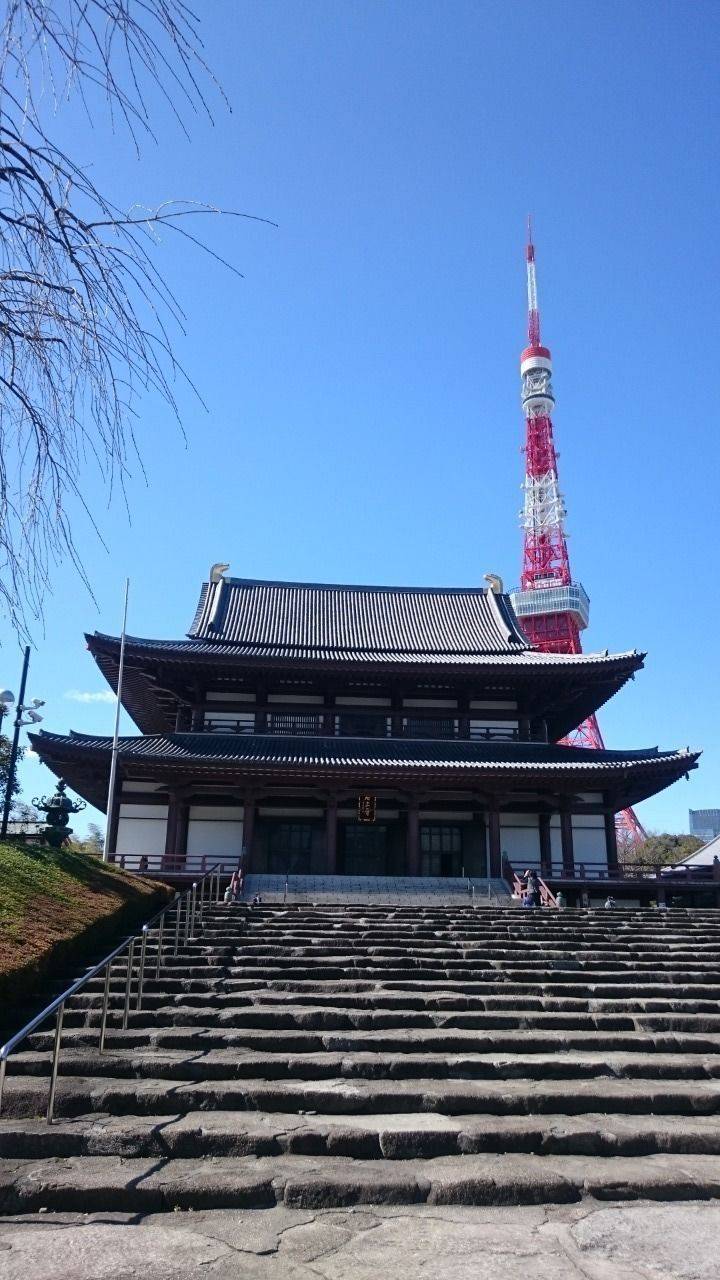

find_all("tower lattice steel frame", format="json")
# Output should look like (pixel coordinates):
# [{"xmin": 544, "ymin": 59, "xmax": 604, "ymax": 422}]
[{"xmin": 510, "ymin": 223, "xmax": 645, "ymax": 848}]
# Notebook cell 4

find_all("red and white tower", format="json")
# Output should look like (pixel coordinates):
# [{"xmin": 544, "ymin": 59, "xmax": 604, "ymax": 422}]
[{"xmin": 510, "ymin": 222, "xmax": 645, "ymax": 846}]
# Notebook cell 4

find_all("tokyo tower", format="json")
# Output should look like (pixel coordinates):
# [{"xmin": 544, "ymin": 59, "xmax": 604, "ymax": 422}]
[{"xmin": 509, "ymin": 222, "xmax": 645, "ymax": 848}]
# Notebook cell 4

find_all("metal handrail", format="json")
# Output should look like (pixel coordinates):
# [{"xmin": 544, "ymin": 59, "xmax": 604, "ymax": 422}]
[{"xmin": 0, "ymin": 863, "xmax": 222, "ymax": 1124}]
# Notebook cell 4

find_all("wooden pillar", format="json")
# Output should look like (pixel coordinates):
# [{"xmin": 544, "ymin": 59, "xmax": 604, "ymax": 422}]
[
  {"xmin": 323, "ymin": 693, "xmax": 335, "ymax": 736},
  {"xmin": 326, "ymin": 795, "xmax": 338, "ymax": 874},
  {"xmin": 474, "ymin": 810, "xmax": 487, "ymax": 878},
  {"xmin": 560, "ymin": 808, "xmax": 575, "ymax": 876},
  {"xmin": 164, "ymin": 790, "xmax": 179, "ymax": 868},
  {"xmin": 173, "ymin": 797, "xmax": 189, "ymax": 869},
  {"xmin": 604, "ymin": 810, "xmax": 619, "ymax": 874},
  {"xmin": 488, "ymin": 803, "xmax": 502, "ymax": 879},
  {"xmin": 243, "ymin": 795, "xmax": 256, "ymax": 872},
  {"xmin": 539, "ymin": 812, "xmax": 552, "ymax": 877},
  {"xmin": 457, "ymin": 693, "xmax": 470, "ymax": 741},
  {"xmin": 255, "ymin": 683, "xmax": 268, "ymax": 732},
  {"xmin": 190, "ymin": 704, "xmax": 204, "ymax": 732},
  {"xmin": 406, "ymin": 796, "xmax": 420, "ymax": 876},
  {"xmin": 391, "ymin": 690, "xmax": 403, "ymax": 739}
]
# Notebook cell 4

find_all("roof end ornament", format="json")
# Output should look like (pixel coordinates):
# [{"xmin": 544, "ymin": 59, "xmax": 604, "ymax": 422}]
[
  {"xmin": 483, "ymin": 573, "xmax": 504, "ymax": 594},
  {"xmin": 209, "ymin": 562, "xmax": 229, "ymax": 584}
]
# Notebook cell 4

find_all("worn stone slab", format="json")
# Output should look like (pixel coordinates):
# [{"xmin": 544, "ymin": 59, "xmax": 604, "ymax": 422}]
[
  {"xmin": 1, "ymin": 1201, "xmax": 720, "ymax": 1279},
  {"xmin": 4, "ymin": 1109, "xmax": 720, "ymax": 1161},
  {"xmin": 2, "ymin": 1153, "xmax": 720, "ymax": 1214}
]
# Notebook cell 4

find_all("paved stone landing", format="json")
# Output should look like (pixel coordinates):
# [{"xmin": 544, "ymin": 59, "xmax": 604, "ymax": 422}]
[{"xmin": 1, "ymin": 1201, "xmax": 719, "ymax": 1279}]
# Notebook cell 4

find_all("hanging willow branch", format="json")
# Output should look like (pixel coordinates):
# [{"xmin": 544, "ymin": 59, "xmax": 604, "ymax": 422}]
[{"xmin": 0, "ymin": 2, "xmax": 271, "ymax": 636}]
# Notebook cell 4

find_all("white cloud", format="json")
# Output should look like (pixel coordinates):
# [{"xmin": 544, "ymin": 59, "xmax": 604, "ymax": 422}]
[{"xmin": 64, "ymin": 689, "xmax": 116, "ymax": 704}]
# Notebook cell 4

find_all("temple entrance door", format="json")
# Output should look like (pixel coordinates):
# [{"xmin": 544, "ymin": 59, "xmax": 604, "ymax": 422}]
[
  {"xmin": 341, "ymin": 824, "xmax": 388, "ymax": 876},
  {"xmin": 267, "ymin": 821, "xmax": 314, "ymax": 874},
  {"xmin": 420, "ymin": 824, "xmax": 463, "ymax": 877}
]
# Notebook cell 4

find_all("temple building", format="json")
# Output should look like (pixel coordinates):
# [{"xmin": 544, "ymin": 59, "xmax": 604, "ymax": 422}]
[{"xmin": 31, "ymin": 570, "xmax": 698, "ymax": 882}]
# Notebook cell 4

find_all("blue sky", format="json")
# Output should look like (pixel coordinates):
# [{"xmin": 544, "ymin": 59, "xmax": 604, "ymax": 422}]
[{"xmin": 3, "ymin": 0, "xmax": 718, "ymax": 835}]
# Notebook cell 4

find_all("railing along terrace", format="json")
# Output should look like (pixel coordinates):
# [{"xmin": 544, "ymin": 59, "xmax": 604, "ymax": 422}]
[
  {"xmin": 110, "ymin": 852, "xmax": 238, "ymax": 877},
  {"xmin": 532, "ymin": 861, "xmax": 716, "ymax": 882},
  {"xmin": 204, "ymin": 709, "xmax": 530, "ymax": 743},
  {"xmin": 0, "ymin": 864, "xmax": 222, "ymax": 1124}
]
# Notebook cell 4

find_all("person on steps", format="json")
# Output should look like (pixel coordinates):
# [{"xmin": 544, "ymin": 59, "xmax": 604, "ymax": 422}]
[
  {"xmin": 523, "ymin": 869, "xmax": 541, "ymax": 908},
  {"xmin": 604, "ymin": 895, "xmax": 616, "ymax": 909}
]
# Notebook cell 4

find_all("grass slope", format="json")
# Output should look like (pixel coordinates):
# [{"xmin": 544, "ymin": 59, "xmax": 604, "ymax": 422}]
[{"xmin": 0, "ymin": 842, "xmax": 168, "ymax": 1008}]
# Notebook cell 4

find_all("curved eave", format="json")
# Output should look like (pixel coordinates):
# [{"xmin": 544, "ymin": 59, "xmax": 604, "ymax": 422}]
[
  {"xmin": 30, "ymin": 730, "xmax": 699, "ymax": 815},
  {"xmin": 85, "ymin": 631, "xmax": 645, "ymax": 741}
]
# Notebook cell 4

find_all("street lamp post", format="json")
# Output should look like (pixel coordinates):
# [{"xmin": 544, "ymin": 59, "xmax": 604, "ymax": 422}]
[{"xmin": 0, "ymin": 647, "xmax": 44, "ymax": 839}]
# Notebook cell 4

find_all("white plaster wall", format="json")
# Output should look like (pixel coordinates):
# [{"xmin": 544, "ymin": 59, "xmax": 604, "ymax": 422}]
[
  {"xmin": 119, "ymin": 803, "xmax": 169, "ymax": 820},
  {"xmin": 573, "ymin": 826, "xmax": 607, "ymax": 861},
  {"xmin": 116, "ymin": 815, "xmax": 167, "ymax": 856},
  {"xmin": 187, "ymin": 817, "xmax": 243, "ymax": 858},
  {"xmin": 500, "ymin": 821, "xmax": 541, "ymax": 865}
]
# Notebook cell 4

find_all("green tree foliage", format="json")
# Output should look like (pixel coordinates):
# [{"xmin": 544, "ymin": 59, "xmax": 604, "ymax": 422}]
[
  {"xmin": 0, "ymin": 733, "xmax": 23, "ymax": 811},
  {"xmin": 628, "ymin": 832, "xmax": 704, "ymax": 867},
  {"xmin": 84, "ymin": 824, "xmax": 105, "ymax": 858}
]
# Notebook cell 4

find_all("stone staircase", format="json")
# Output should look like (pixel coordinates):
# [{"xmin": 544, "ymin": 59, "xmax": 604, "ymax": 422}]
[
  {"xmin": 1, "ymin": 903, "xmax": 720, "ymax": 1212},
  {"xmin": 242, "ymin": 873, "xmax": 510, "ymax": 905}
]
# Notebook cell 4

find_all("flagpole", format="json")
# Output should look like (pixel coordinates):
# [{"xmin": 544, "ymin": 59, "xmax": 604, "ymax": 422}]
[{"xmin": 102, "ymin": 578, "xmax": 129, "ymax": 862}]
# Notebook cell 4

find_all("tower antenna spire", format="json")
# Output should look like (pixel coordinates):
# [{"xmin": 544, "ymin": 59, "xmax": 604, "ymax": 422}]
[
  {"xmin": 526, "ymin": 214, "xmax": 541, "ymax": 347},
  {"xmin": 510, "ymin": 223, "xmax": 646, "ymax": 849}
]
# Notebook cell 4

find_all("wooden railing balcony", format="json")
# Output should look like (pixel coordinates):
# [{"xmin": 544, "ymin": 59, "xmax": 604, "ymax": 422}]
[{"xmin": 203, "ymin": 709, "xmax": 533, "ymax": 744}]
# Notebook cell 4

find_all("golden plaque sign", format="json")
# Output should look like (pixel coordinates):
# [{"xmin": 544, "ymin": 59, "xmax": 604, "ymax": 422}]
[{"xmin": 357, "ymin": 793, "xmax": 376, "ymax": 824}]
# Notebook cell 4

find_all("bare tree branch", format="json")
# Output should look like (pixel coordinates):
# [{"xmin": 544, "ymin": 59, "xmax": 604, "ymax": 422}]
[{"xmin": 0, "ymin": 2, "xmax": 274, "ymax": 637}]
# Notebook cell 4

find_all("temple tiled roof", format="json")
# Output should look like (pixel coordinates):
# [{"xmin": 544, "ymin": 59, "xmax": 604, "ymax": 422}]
[
  {"xmin": 188, "ymin": 578, "xmax": 533, "ymax": 657},
  {"xmin": 31, "ymin": 729, "xmax": 699, "ymax": 811},
  {"xmin": 89, "ymin": 630, "xmax": 641, "ymax": 668},
  {"xmin": 36, "ymin": 730, "xmax": 693, "ymax": 772}
]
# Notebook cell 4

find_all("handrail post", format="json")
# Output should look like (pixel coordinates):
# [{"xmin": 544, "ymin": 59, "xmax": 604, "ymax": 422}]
[
  {"xmin": 0, "ymin": 1056, "xmax": 6, "ymax": 1117},
  {"xmin": 183, "ymin": 890, "xmax": 191, "ymax": 945},
  {"xmin": 136, "ymin": 927, "xmax": 148, "ymax": 1011},
  {"xmin": 46, "ymin": 1002, "xmax": 65, "ymax": 1124},
  {"xmin": 122, "ymin": 939, "xmax": 135, "ymax": 1030},
  {"xmin": 99, "ymin": 962, "xmax": 112, "ymax": 1053},
  {"xmin": 190, "ymin": 882, "xmax": 198, "ymax": 938},
  {"xmin": 174, "ymin": 894, "xmax": 181, "ymax": 955},
  {"xmin": 155, "ymin": 913, "xmax": 165, "ymax": 979}
]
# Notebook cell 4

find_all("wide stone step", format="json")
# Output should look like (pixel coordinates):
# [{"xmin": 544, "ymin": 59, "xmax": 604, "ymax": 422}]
[
  {"xmin": 28, "ymin": 1023, "xmax": 720, "ymax": 1057},
  {"xmin": 3, "ymin": 1074, "xmax": 720, "ymax": 1119},
  {"xmin": 1, "ymin": 1151, "xmax": 720, "ymax": 1212},
  {"xmin": 3, "ymin": 1109, "xmax": 720, "ymax": 1160},
  {"xmin": 141, "ymin": 953, "xmax": 720, "ymax": 972},
  {"xmin": 62, "ymin": 988, "xmax": 720, "ymax": 1016},
  {"xmin": 58, "ymin": 1004, "xmax": 720, "ymax": 1033},
  {"xmin": 73, "ymin": 975, "xmax": 720, "ymax": 1003},
  {"xmin": 9, "ymin": 1047, "xmax": 720, "ymax": 1084}
]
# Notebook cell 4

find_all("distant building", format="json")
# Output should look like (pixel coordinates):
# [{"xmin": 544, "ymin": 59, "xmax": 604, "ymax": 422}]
[{"xmin": 690, "ymin": 810, "xmax": 720, "ymax": 843}]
